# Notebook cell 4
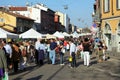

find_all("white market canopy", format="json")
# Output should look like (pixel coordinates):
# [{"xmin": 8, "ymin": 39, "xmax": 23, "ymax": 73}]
[
  {"xmin": 62, "ymin": 32, "xmax": 70, "ymax": 37},
  {"xmin": 43, "ymin": 34, "xmax": 56, "ymax": 39},
  {"xmin": 71, "ymin": 31, "xmax": 79, "ymax": 38},
  {"xmin": 19, "ymin": 28, "xmax": 42, "ymax": 38},
  {"xmin": 53, "ymin": 31, "xmax": 64, "ymax": 38},
  {"xmin": 79, "ymin": 33, "xmax": 92, "ymax": 36},
  {"xmin": 0, "ymin": 28, "xmax": 18, "ymax": 38}
]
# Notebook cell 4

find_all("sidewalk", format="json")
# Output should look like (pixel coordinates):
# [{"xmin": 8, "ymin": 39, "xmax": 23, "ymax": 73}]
[
  {"xmin": 107, "ymin": 51, "xmax": 120, "ymax": 60},
  {"xmin": 9, "ymin": 52, "xmax": 120, "ymax": 80},
  {"xmin": 90, "ymin": 53, "xmax": 120, "ymax": 77}
]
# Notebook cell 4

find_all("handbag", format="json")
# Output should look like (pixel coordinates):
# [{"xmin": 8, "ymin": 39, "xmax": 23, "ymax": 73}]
[
  {"xmin": 61, "ymin": 48, "xmax": 65, "ymax": 53},
  {"xmin": 2, "ymin": 72, "xmax": 9, "ymax": 80},
  {"xmin": 0, "ymin": 68, "xmax": 4, "ymax": 77},
  {"xmin": 55, "ymin": 46, "xmax": 59, "ymax": 54},
  {"xmin": 69, "ymin": 56, "xmax": 72, "ymax": 62}
]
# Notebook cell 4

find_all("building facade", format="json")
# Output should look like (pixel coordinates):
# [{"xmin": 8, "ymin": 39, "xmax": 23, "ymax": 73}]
[
  {"xmin": 100, "ymin": 0, "xmax": 120, "ymax": 52},
  {"xmin": 54, "ymin": 14, "xmax": 65, "ymax": 32},
  {"xmin": 41, "ymin": 9, "xmax": 55, "ymax": 34},
  {"xmin": 92, "ymin": 0, "xmax": 101, "ymax": 38},
  {"xmin": 64, "ymin": 14, "xmax": 70, "ymax": 33},
  {"xmin": 0, "ymin": 11, "xmax": 34, "ymax": 33},
  {"xmin": 1, "ymin": 3, "xmax": 71, "ymax": 34},
  {"xmin": 8, "ymin": 4, "xmax": 62, "ymax": 34},
  {"xmin": 55, "ymin": 11, "xmax": 70, "ymax": 33},
  {"xmin": 9, "ymin": 4, "xmax": 48, "ymax": 33}
]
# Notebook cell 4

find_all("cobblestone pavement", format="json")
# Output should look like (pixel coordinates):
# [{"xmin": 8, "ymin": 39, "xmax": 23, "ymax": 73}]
[{"xmin": 9, "ymin": 53, "xmax": 120, "ymax": 80}]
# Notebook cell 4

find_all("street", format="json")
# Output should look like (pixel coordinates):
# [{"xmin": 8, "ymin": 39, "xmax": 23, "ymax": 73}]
[
  {"xmin": 1, "ymin": 0, "xmax": 120, "ymax": 80},
  {"xmin": 9, "ymin": 53, "xmax": 120, "ymax": 80}
]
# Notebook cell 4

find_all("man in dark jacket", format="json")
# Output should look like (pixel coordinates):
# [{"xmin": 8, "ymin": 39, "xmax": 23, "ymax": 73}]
[
  {"xmin": 49, "ymin": 39, "xmax": 57, "ymax": 65},
  {"xmin": 0, "ymin": 41, "xmax": 7, "ymax": 79}
]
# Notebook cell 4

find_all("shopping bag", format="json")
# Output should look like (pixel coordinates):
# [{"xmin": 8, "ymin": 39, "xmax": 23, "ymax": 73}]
[
  {"xmin": 69, "ymin": 56, "xmax": 72, "ymax": 62},
  {"xmin": 61, "ymin": 48, "xmax": 65, "ymax": 53},
  {"xmin": 2, "ymin": 72, "xmax": 9, "ymax": 80},
  {"xmin": 0, "ymin": 68, "xmax": 4, "ymax": 77}
]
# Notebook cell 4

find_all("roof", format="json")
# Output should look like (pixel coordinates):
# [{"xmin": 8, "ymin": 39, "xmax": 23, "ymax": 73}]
[
  {"xmin": 3, "ymin": 11, "xmax": 34, "ymax": 21},
  {"xmin": 9, "ymin": 7, "xmax": 27, "ymax": 11}
]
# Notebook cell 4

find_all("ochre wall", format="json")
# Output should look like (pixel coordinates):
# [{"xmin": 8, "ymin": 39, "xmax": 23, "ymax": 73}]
[{"xmin": 0, "ymin": 11, "xmax": 16, "ymax": 31}]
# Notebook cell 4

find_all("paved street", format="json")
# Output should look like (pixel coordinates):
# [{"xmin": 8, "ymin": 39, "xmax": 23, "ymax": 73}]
[{"xmin": 9, "ymin": 53, "xmax": 120, "ymax": 80}]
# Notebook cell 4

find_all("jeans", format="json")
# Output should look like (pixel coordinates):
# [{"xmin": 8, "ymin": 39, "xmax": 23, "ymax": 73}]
[
  {"xmin": 49, "ymin": 50, "xmax": 56, "ymax": 64},
  {"xmin": 71, "ymin": 52, "xmax": 76, "ymax": 67},
  {"xmin": 60, "ymin": 52, "xmax": 64, "ymax": 64},
  {"xmin": 46, "ymin": 52, "xmax": 51, "ymax": 64}
]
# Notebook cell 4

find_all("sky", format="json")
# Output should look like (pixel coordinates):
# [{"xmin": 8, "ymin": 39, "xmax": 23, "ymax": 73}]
[{"xmin": 0, "ymin": 0, "xmax": 95, "ymax": 28}]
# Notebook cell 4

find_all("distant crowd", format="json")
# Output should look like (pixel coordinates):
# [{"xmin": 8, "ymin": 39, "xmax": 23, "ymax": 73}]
[{"xmin": 0, "ymin": 37, "xmax": 109, "ymax": 79}]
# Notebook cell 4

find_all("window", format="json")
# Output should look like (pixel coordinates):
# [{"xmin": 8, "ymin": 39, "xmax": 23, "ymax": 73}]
[
  {"xmin": 16, "ymin": 26, "xmax": 22, "ymax": 32},
  {"xmin": 19, "ymin": 27, "xmax": 23, "ymax": 32},
  {"xmin": 0, "ymin": 18, "xmax": 4, "ymax": 22},
  {"xmin": 118, "ymin": 23, "xmax": 120, "ymax": 30},
  {"xmin": 17, "ymin": 19, "xmax": 22, "ymax": 23},
  {"xmin": 117, "ymin": 23, "xmax": 120, "ymax": 33},
  {"xmin": 104, "ymin": 0, "xmax": 110, "ymax": 12},
  {"xmin": 105, "ymin": 23, "xmax": 111, "ymax": 33},
  {"xmin": 105, "ymin": 24, "xmax": 111, "ymax": 30},
  {"xmin": 117, "ymin": 0, "xmax": 120, "ymax": 9}
]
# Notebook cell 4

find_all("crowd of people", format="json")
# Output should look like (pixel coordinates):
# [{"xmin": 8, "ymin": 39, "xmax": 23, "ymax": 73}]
[{"xmin": 0, "ymin": 37, "xmax": 108, "ymax": 79}]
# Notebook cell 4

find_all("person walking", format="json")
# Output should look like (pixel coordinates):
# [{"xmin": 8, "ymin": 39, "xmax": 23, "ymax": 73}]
[
  {"xmin": 69, "ymin": 39, "xmax": 77, "ymax": 68},
  {"xmin": 26, "ymin": 41, "xmax": 32, "ymax": 64},
  {"xmin": 0, "ymin": 41, "xmax": 7, "ymax": 80},
  {"xmin": 38, "ymin": 40, "xmax": 46, "ymax": 66},
  {"xmin": 46, "ymin": 40, "xmax": 51, "ymax": 64},
  {"xmin": 49, "ymin": 39, "xmax": 57, "ymax": 65},
  {"xmin": 83, "ymin": 38, "xmax": 91, "ymax": 67},
  {"xmin": 2, "ymin": 40, "xmax": 12, "ymax": 70},
  {"xmin": 35, "ymin": 38, "xmax": 41, "ymax": 64},
  {"xmin": 19, "ymin": 42, "xmax": 26, "ymax": 70},
  {"xmin": 12, "ymin": 42, "xmax": 21, "ymax": 73},
  {"xmin": 59, "ymin": 42, "xmax": 65, "ymax": 65}
]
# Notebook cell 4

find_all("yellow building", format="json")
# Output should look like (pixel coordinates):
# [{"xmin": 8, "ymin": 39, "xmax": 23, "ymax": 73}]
[
  {"xmin": 0, "ymin": 11, "xmax": 34, "ymax": 33},
  {"xmin": 101, "ymin": 0, "xmax": 120, "ymax": 52}
]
